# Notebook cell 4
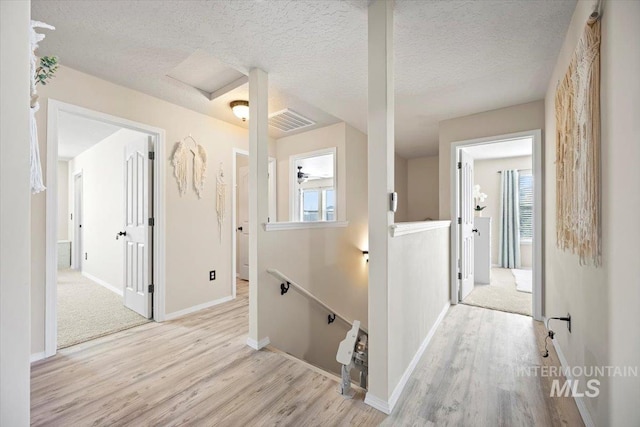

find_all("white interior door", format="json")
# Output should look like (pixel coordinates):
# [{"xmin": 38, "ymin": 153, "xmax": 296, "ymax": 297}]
[
  {"xmin": 73, "ymin": 173, "xmax": 83, "ymax": 271},
  {"xmin": 459, "ymin": 149, "xmax": 475, "ymax": 300},
  {"xmin": 237, "ymin": 165, "xmax": 249, "ymax": 281},
  {"xmin": 123, "ymin": 136, "xmax": 152, "ymax": 318}
]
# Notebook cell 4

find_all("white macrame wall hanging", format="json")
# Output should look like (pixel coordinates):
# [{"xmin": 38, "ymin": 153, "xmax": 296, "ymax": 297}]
[
  {"xmin": 171, "ymin": 135, "xmax": 207, "ymax": 199},
  {"xmin": 216, "ymin": 163, "xmax": 226, "ymax": 243},
  {"xmin": 30, "ymin": 20, "xmax": 55, "ymax": 194}
]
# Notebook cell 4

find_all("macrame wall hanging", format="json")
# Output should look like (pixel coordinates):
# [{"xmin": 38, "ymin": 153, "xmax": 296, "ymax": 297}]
[
  {"xmin": 30, "ymin": 21, "xmax": 56, "ymax": 194},
  {"xmin": 171, "ymin": 135, "xmax": 208, "ymax": 199},
  {"xmin": 216, "ymin": 163, "xmax": 226, "ymax": 243},
  {"xmin": 555, "ymin": 13, "xmax": 601, "ymax": 267}
]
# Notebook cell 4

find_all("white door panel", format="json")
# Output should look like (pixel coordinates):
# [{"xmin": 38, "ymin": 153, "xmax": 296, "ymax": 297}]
[
  {"xmin": 459, "ymin": 150, "xmax": 474, "ymax": 300},
  {"xmin": 238, "ymin": 165, "xmax": 249, "ymax": 281},
  {"xmin": 123, "ymin": 136, "xmax": 152, "ymax": 318}
]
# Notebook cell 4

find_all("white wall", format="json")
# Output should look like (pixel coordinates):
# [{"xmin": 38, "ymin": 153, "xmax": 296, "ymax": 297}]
[
  {"xmin": 259, "ymin": 124, "xmax": 368, "ymax": 375},
  {"xmin": 68, "ymin": 129, "xmax": 148, "ymax": 290},
  {"xmin": 394, "ymin": 154, "xmax": 408, "ymax": 222},
  {"xmin": 57, "ymin": 160, "xmax": 69, "ymax": 241},
  {"xmin": 275, "ymin": 123, "xmax": 347, "ymax": 222},
  {"xmin": 388, "ymin": 226, "xmax": 450, "ymax": 402},
  {"xmin": 544, "ymin": 1, "xmax": 640, "ymax": 425},
  {"xmin": 473, "ymin": 155, "xmax": 532, "ymax": 268},
  {"xmin": 31, "ymin": 64, "xmax": 275, "ymax": 355},
  {"xmin": 439, "ymin": 100, "xmax": 545, "ymax": 220},
  {"xmin": 407, "ymin": 155, "xmax": 439, "ymax": 221},
  {"xmin": 0, "ymin": 0, "xmax": 31, "ymax": 424}
]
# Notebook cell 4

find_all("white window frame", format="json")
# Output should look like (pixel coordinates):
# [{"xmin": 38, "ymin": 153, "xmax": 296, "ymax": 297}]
[
  {"xmin": 299, "ymin": 186, "xmax": 336, "ymax": 222},
  {"xmin": 289, "ymin": 147, "xmax": 337, "ymax": 222}
]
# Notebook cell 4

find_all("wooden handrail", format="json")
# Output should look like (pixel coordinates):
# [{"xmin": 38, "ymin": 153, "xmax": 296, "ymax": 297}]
[{"xmin": 266, "ymin": 268, "xmax": 368, "ymax": 334}]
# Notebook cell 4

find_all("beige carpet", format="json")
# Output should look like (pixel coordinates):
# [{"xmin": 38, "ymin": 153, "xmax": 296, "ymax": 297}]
[
  {"xmin": 57, "ymin": 269, "xmax": 150, "ymax": 349},
  {"xmin": 461, "ymin": 268, "xmax": 532, "ymax": 316}
]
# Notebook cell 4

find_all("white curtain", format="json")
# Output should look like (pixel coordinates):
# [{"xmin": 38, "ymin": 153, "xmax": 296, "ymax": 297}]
[{"xmin": 499, "ymin": 170, "xmax": 521, "ymax": 268}]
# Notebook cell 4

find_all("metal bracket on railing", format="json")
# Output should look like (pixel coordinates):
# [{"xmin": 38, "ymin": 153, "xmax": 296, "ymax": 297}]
[
  {"xmin": 328, "ymin": 314, "xmax": 336, "ymax": 324},
  {"xmin": 280, "ymin": 282, "xmax": 290, "ymax": 295}
]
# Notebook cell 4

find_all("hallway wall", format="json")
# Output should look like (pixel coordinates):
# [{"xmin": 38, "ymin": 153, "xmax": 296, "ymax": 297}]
[
  {"xmin": 544, "ymin": 1, "xmax": 640, "ymax": 425},
  {"xmin": 31, "ymin": 64, "xmax": 275, "ymax": 356},
  {"xmin": 57, "ymin": 160, "xmax": 69, "ymax": 241},
  {"xmin": 407, "ymin": 155, "xmax": 439, "ymax": 221}
]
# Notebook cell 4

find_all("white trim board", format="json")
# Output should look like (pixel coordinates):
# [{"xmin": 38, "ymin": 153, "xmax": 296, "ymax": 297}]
[
  {"xmin": 164, "ymin": 295, "xmax": 234, "ymax": 321},
  {"xmin": 365, "ymin": 302, "xmax": 450, "ymax": 414},
  {"xmin": 549, "ymin": 334, "xmax": 595, "ymax": 427},
  {"xmin": 82, "ymin": 272, "xmax": 123, "ymax": 296},
  {"xmin": 45, "ymin": 99, "xmax": 167, "ymax": 359},
  {"xmin": 30, "ymin": 352, "xmax": 46, "ymax": 364},
  {"xmin": 264, "ymin": 220, "xmax": 348, "ymax": 231},
  {"xmin": 246, "ymin": 336, "xmax": 271, "ymax": 350},
  {"xmin": 449, "ymin": 129, "xmax": 544, "ymax": 321},
  {"xmin": 390, "ymin": 220, "xmax": 451, "ymax": 237}
]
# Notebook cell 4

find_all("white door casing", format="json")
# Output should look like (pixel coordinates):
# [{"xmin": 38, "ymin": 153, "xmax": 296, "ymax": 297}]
[
  {"xmin": 73, "ymin": 172, "xmax": 83, "ymax": 271},
  {"xmin": 459, "ymin": 149, "xmax": 474, "ymax": 300},
  {"xmin": 238, "ymin": 165, "xmax": 250, "ymax": 281},
  {"xmin": 123, "ymin": 136, "xmax": 152, "ymax": 318}
]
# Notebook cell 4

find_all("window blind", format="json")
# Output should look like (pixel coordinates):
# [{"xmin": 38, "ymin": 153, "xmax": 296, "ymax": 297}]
[{"xmin": 519, "ymin": 172, "xmax": 533, "ymax": 240}]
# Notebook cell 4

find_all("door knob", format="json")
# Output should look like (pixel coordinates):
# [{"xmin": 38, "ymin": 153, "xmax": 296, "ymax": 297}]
[
  {"xmin": 237, "ymin": 226, "xmax": 243, "ymax": 231},
  {"xmin": 116, "ymin": 231, "xmax": 127, "ymax": 240},
  {"xmin": 472, "ymin": 228, "xmax": 479, "ymax": 233}
]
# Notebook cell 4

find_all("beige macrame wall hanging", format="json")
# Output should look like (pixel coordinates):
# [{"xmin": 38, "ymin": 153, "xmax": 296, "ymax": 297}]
[
  {"xmin": 216, "ymin": 163, "xmax": 226, "ymax": 243},
  {"xmin": 555, "ymin": 15, "xmax": 601, "ymax": 267},
  {"xmin": 171, "ymin": 135, "xmax": 207, "ymax": 199}
]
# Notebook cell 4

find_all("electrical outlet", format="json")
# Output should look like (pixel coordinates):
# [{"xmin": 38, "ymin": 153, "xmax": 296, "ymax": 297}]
[{"xmin": 209, "ymin": 270, "xmax": 216, "ymax": 281}]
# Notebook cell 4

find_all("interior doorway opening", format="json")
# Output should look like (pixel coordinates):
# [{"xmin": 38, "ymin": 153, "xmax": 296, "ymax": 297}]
[
  {"xmin": 44, "ymin": 100, "xmax": 166, "ymax": 358},
  {"xmin": 451, "ymin": 130, "xmax": 543, "ymax": 320}
]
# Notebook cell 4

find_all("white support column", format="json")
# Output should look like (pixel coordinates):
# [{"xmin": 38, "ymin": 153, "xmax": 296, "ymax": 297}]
[
  {"xmin": 247, "ymin": 68, "xmax": 270, "ymax": 349},
  {"xmin": 365, "ymin": 0, "xmax": 395, "ymax": 413}
]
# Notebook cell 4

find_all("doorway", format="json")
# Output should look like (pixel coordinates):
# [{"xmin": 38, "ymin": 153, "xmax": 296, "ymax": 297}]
[
  {"xmin": 231, "ymin": 149, "xmax": 276, "ymax": 298},
  {"xmin": 44, "ymin": 100, "xmax": 166, "ymax": 357},
  {"xmin": 451, "ymin": 130, "xmax": 543, "ymax": 320}
]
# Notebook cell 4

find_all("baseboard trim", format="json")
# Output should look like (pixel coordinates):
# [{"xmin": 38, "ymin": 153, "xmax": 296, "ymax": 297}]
[
  {"xmin": 551, "ymin": 335, "xmax": 595, "ymax": 427},
  {"xmin": 82, "ymin": 272, "xmax": 123, "ymax": 296},
  {"xmin": 246, "ymin": 336, "xmax": 271, "ymax": 350},
  {"xmin": 387, "ymin": 302, "xmax": 450, "ymax": 412},
  {"xmin": 30, "ymin": 352, "xmax": 46, "ymax": 363},
  {"xmin": 164, "ymin": 295, "xmax": 234, "ymax": 321},
  {"xmin": 364, "ymin": 393, "xmax": 391, "ymax": 414}
]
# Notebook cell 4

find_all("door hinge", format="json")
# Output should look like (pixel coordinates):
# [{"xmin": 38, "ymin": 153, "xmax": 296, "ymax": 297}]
[
  {"xmin": 457, "ymin": 162, "xmax": 462, "ymax": 169},
  {"xmin": 457, "ymin": 217, "xmax": 462, "ymax": 224},
  {"xmin": 149, "ymin": 151, "xmax": 155, "ymax": 160},
  {"xmin": 148, "ymin": 284, "xmax": 154, "ymax": 293},
  {"xmin": 148, "ymin": 218, "xmax": 155, "ymax": 226},
  {"xmin": 458, "ymin": 272, "xmax": 462, "ymax": 280}
]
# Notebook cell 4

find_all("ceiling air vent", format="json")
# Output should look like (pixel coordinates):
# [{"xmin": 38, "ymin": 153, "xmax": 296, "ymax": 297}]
[{"xmin": 268, "ymin": 109, "xmax": 315, "ymax": 132}]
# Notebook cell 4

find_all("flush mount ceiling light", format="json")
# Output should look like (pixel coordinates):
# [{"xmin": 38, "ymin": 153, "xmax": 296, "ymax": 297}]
[{"xmin": 230, "ymin": 100, "xmax": 249, "ymax": 122}]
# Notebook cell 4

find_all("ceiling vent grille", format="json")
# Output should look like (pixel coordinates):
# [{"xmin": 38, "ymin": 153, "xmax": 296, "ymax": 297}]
[{"xmin": 268, "ymin": 109, "xmax": 315, "ymax": 132}]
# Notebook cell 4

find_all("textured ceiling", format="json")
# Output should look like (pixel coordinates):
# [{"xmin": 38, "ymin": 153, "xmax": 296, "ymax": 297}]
[{"xmin": 33, "ymin": 0, "xmax": 575, "ymax": 157}]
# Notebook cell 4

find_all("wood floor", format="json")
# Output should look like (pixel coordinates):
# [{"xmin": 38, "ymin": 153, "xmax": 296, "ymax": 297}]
[
  {"xmin": 382, "ymin": 304, "xmax": 584, "ymax": 427},
  {"xmin": 32, "ymin": 281, "xmax": 583, "ymax": 426},
  {"xmin": 31, "ymin": 280, "xmax": 384, "ymax": 426}
]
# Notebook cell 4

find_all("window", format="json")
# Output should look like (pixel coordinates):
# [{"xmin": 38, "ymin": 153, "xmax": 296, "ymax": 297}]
[
  {"xmin": 518, "ymin": 171, "xmax": 533, "ymax": 241},
  {"xmin": 290, "ymin": 148, "xmax": 336, "ymax": 222}
]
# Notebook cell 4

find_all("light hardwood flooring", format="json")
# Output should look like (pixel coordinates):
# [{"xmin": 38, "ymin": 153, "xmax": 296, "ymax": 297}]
[
  {"xmin": 382, "ymin": 304, "xmax": 584, "ymax": 427},
  {"xmin": 31, "ymin": 280, "xmax": 384, "ymax": 426},
  {"xmin": 32, "ymin": 280, "xmax": 582, "ymax": 426}
]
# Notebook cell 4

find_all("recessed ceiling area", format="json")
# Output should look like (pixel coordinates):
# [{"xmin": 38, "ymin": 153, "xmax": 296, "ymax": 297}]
[
  {"xmin": 463, "ymin": 137, "xmax": 532, "ymax": 160},
  {"xmin": 57, "ymin": 112, "xmax": 121, "ymax": 160},
  {"xmin": 33, "ymin": 0, "xmax": 576, "ymax": 157}
]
